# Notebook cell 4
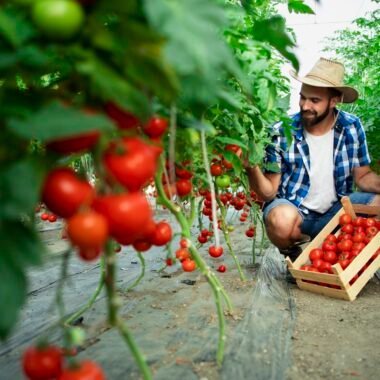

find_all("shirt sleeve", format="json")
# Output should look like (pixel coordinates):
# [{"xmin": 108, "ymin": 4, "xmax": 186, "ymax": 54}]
[{"xmin": 353, "ymin": 118, "xmax": 371, "ymax": 167}]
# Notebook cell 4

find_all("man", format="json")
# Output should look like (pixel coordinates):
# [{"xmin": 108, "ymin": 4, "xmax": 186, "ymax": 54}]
[{"xmin": 245, "ymin": 57, "xmax": 380, "ymax": 261}]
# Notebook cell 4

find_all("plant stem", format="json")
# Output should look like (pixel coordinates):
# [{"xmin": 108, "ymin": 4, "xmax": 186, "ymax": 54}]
[
  {"xmin": 64, "ymin": 257, "xmax": 105, "ymax": 326},
  {"xmin": 104, "ymin": 240, "xmax": 152, "ymax": 379},
  {"xmin": 125, "ymin": 251, "xmax": 145, "ymax": 292},
  {"xmin": 155, "ymin": 162, "xmax": 232, "ymax": 364}
]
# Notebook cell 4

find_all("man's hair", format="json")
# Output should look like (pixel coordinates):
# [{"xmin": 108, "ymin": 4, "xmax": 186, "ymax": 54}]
[{"xmin": 328, "ymin": 88, "xmax": 342, "ymax": 99}]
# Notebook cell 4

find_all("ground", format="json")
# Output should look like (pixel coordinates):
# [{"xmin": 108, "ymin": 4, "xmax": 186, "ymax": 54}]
[{"xmin": 0, "ymin": 215, "xmax": 379, "ymax": 380}]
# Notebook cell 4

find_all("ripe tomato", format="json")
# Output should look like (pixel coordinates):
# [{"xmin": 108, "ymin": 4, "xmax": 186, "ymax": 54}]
[
  {"xmin": 352, "ymin": 216, "xmax": 365, "ymax": 227},
  {"xmin": 92, "ymin": 193, "xmax": 152, "ymax": 244},
  {"xmin": 322, "ymin": 240, "xmax": 337, "ymax": 252},
  {"xmin": 245, "ymin": 229, "xmax": 254, "ymax": 238},
  {"xmin": 78, "ymin": 247, "xmax": 101, "ymax": 261},
  {"xmin": 309, "ymin": 248, "xmax": 323, "ymax": 261},
  {"xmin": 105, "ymin": 102, "xmax": 139, "ymax": 130},
  {"xmin": 222, "ymin": 158, "xmax": 233, "ymax": 170},
  {"xmin": 132, "ymin": 240, "xmax": 152, "ymax": 252},
  {"xmin": 324, "ymin": 234, "xmax": 337, "ymax": 243},
  {"xmin": 338, "ymin": 259, "xmax": 350, "ymax": 270},
  {"xmin": 323, "ymin": 251, "xmax": 338, "ymax": 264},
  {"xmin": 59, "ymin": 360, "xmax": 105, "ymax": 380},
  {"xmin": 175, "ymin": 167, "xmax": 193, "ymax": 180},
  {"xmin": 143, "ymin": 116, "xmax": 168, "ymax": 138},
  {"xmin": 198, "ymin": 235, "xmax": 207, "ymax": 244},
  {"xmin": 208, "ymin": 246, "xmax": 223, "ymax": 258},
  {"xmin": 352, "ymin": 232, "xmax": 366, "ymax": 243},
  {"xmin": 217, "ymin": 265, "xmax": 226, "ymax": 273},
  {"xmin": 150, "ymin": 221, "xmax": 172, "ymax": 246},
  {"xmin": 41, "ymin": 212, "xmax": 49, "ymax": 221},
  {"xmin": 46, "ymin": 131, "xmax": 100, "ymax": 155},
  {"xmin": 67, "ymin": 211, "xmax": 108, "ymax": 250},
  {"xmin": 319, "ymin": 261, "xmax": 332, "ymax": 274},
  {"xmin": 104, "ymin": 137, "xmax": 160, "ymax": 192},
  {"xmin": 311, "ymin": 258, "xmax": 324, "ymax": 270},
  {"xmin": 48, "ymin": 214, "xmax": 57, "ymax": 223},
  {"xmin": 337, "ymin": 239, "xmax": 353, "ymax": 252},
  {"xmin": 339, "ymin": 213, "xmax": 352, "ymax": 226},
  {"xmin": 341, "ymin": 223, "xmax": 354, "ymax": 234},
  {"xmin": 42, "ymin": 168, "xmax": 94, "ymax": 218},
  {"xmin": 215, "ymin": 174, "xmax": 230, "ymax": 189},
  {"xmin": 366, "ymin": 226, "xmax": 378, "ymax": 238},
  {"xmin": 182, "ymin": 259, "xmax": 196, "ymax": 272},
  {"xmin": 175, "ymin": 248, "xmax": 190, "ymax": 262},
  {"xmin": 23, "ymin": 345, "xmax": 63, "ymax": 380},
  {"xmin": 32, "ymin": 0, "xmax": 84, "ymax": 40},
  {"xmin": 210, "ymin": 164, "xmax": 223, "ymax": 176},
  {"xmin": 166, "ymin": 258, "xmax": 173, "ymax": 266},
  {"xmin": 176, "ymin": 179, "xmax": 192, "ymax": 197},
  {"xmin": 179, "ymin": 238, "xmax": 188, "ymax": 248},
  {"xmin": 364, "ymin": 217, "xmax": 376, "ymax": 228}
]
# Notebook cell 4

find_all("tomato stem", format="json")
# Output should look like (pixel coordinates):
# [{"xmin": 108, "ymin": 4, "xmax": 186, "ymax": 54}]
[
  {"xmin": 125, "ymin": 251, "xmax": 145, "ymax": 292},
  {"xmin": 64, "ymin": 257, "xmax": 105, "ymax": 326}
]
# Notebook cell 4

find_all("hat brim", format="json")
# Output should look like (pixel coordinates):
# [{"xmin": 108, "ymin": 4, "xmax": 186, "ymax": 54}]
[{"xmin": 290, "ymin": 69, "xmax": 359, "ymax": 103}]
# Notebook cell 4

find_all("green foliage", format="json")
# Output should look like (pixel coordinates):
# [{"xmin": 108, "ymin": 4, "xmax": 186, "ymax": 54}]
[
  {"xmin": 287, "ymin": 0, "xmax": 314, "ymax": 15},
  {"xmin": 323, "ymin": 4, "xmax": 380, "ymax": 172}
]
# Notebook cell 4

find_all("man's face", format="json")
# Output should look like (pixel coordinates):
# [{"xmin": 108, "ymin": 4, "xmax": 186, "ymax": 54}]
[{"xmin": 299, "ymin": 84, "xmax": 335, "ymax": 128}]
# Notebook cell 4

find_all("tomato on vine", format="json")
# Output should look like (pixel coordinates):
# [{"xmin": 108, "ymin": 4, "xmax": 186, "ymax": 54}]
[
  {"xmin": 143, "ymin": 116, "xmax": 168, "ymax": 138},
  {"xmin": 182, "ymin": 259, "xmax": 196, "ymax": 272},
  {"xmin": 22, "ymin": 345, "xmax": 63, "ymax": 380},
  {"xmin": 208, "ymin": 246, "xmax": 223, "ymax": 258},
  {"xmin": 58, "ymin": 360, "xmax": 105, "ymax": 380}
]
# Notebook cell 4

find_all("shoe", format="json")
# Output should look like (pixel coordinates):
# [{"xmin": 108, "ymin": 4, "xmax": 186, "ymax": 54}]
[
  {"xmin": 292, "ymin": 234, "xmax": 311, "ymax": 247},
  {"xmin": 279, "ymin": 245, "xmax": 302, "ymax": 262}
]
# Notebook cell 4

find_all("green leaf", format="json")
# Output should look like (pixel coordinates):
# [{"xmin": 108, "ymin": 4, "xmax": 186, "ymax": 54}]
[
  {"xmin": 76, "ymin": 56, "xmax": 151, "ymax": 120},
  {"xmin": 0, "ymin": 255, "xmax": 27, "ymax": 340},
  {"xmin": 288, "ymin": 0, "xmax": 315, "ymax": 15},
  {"xmin": 253, "ymin": 16, "xmax": 299, "ymax": 71},
  {"xmin": 0, "ymin": 220, "xmax": 45, "ymax": 267},
  {"xmin": 215, "ymin": 136, "xmax": 247, "ymax": 150},
  {"xmin": 0, "ymin": 7, "xmax": 35, "ymax": 48},
  {"xmin": 7, "ymin": 101, "xmax": 115, "ymax": 141},
  {"xmin": 0, "ymin": 159, "xmax": 45, "ymax": 220}
]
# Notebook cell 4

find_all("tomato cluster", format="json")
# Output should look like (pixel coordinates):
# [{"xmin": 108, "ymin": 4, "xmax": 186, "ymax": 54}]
[
  {"xmin": 22, "ymin": 344, "xmax": 105, "ymax": 380},
  {"xmin": 300, "ymin": 213, "xmax": 380, "ymax": 285}
]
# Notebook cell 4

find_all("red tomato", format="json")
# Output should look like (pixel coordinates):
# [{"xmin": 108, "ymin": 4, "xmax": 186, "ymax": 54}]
[
  {"xmin": 67, "ymin": 211, "xmax": 108, "ymax": 250},
  {"xmin": 132, "ymin": 240, "xmax": 152, "ymax": 252},
  {"xmin": 150, "ymin": 221, "xmax": 172, "ymax": 246},
  {"xmin": 339, "ymin": 213, "xmax": 352, "ymax": 226},
  {"xmin": 245, "ymin": 229, "xmax": 254, "ymax": 238},
  {"xmin": 23, "ymin": 345, "xmax": 63, "ymax": 380},
  {"xmin": 182, "ymin": 259, "xmax": 196, "ymax": 272},
  {"xmin": 176, "ymin": 179, "xmax": 192, "ymax": 197},
  {"xmin": 364, "ymin": 217, "xmax": 376, "ymax": 228},
  {"xmin": 352, "ymin": 232, "xmax": 366, "ymax": 243},
  {"xmin": 210, "ymin": 164, "xmax": 223, "ymax": 176},
  {"xmin": 208, "ymin": 246, "xmax": 223, "ymax": 258},
  {"xmin": 309, "ymin": 248, "xmax": 323, "ymax": 261},
  {"xmin": 352, "ymin": 217, "xmax": 365, "ymax": 227},
  {"xmin": 341, "ymin": 223, "xmax": 354, "ymax": 234},
  {"xmin": 198, "ymin": 235, "xmax": 208, "ymax": 244},
  {"xmin": 105, "ymin": 102, "xmax": 140, "ymax": 130},
  {"xmin": 48, "ymin": 214, "xmax": 57, "ymax": 223},
  {"xmin": 78, "ymin": 247, "xmax": 102, "ymax": 261},
  {"xmin": 200, "ymin": 229, "xmax": 209, "ymax": 237},
  {"xmin": 41, "ymin": 212, "xmax": 49, "ymax": 221},
  {"xmin": 92, "ymin": 193, "xmax": 152, "ymax": 244},
  {"xmin": 175, "ymin": 248, "xmax": 190, "ymax": 262},
  {"xmin": 175, "ymin": 167, "xmax": 193, "ymax": 180},
  {"xmin": 323, "ymin": 251, "xmax": 338, "ymax": 264},
  {"xmin": 222, "ymin": 158, "xmax": 233, "ymax": 170},
  {"xmin": 338, "ymin": 259, "xmax": 350, "ymax": 270},
  {"xmin": 322, "ymin": 241, "xmax": 337, "ymax": 252},
  {"xmin": 300, "ymin": 265, "xmax": 312, "ymax": 271},
  {"xmin": 143, "ymin": 116, "xmax": 168, "ymax": 138},
  {"xmin": 319, "ymin": 261, "xmax": 332, "ymax": 274},
  {"xmin": 104, "ymin": 137, "xmax": 160, "ymax": 192},
  {"xmin": 179, "ymin": 238, "xmax": 188, "ymax": 248},
  {"xmin": 166, "ymin": 258, "xmax": 173, "ymax": 266},
  {"xmin": 46, "ymin": 131, "xmax": 100, "ymax": 154},
  {"xmin": 337, "ymin": 239, "xmax": 353, "ymax": 252},
  {"xmin": 217, "ymin": 265, "xmax": 226, "ymax": 273},
  {"xmin": 366, "ymin": 226, "xmax": 378, "ymax": 237},
  {"xmin": 324, "ymin": 234, "xmax": 337, "ymax": 243},
  {"xmin": 42, "ymin": 168, "xmax": 94, "ymax": 218},
  {"xmin": 311, "ymin": 258, "xmax": 324, "ymax": 270},
  {"xmin": 59, "ymin": 360, "xmax": 105, "ymax": 380}
]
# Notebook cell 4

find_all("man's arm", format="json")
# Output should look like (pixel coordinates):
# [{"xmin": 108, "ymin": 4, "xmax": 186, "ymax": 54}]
[
  {"xmin": 245, "ymin": 166, "xmax": 281, "ymax": 201},
  {"xmin": 353, "ymin": 165, "xmax": 380, "ymax": 193}
]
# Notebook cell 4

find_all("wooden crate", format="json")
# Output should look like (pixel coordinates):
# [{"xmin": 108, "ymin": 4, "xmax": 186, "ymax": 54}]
[{"xmin": 286, "ymin": 196, "xmax": 380, "ymax": 301}]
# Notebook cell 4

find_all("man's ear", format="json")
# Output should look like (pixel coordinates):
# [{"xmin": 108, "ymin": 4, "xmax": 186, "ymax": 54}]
[{"xmin": 330, "ymin": 96, "xmax": 340, "ymax": 108}]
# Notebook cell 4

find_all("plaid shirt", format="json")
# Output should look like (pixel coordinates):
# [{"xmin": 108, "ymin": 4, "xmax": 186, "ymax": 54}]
[{"xmin": 264, "ymin": 110, "xmax": 371, "ymax": 212}]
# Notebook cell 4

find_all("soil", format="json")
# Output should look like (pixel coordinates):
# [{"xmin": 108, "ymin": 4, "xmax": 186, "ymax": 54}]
[{"xmin": 0, "ymin": 215, "xmax": 379, "ymax": 380}]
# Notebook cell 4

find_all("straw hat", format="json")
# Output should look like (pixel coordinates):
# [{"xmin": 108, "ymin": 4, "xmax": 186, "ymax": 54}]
[{"xmin": 290, "ymin": 57, "xmax": 359, "ymax": 103}]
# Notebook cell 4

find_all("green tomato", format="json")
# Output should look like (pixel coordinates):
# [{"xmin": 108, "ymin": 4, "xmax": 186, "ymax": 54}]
[
  {"xmin": 227, "ymin": 225, "xmax": 234, "ymax": 232},
  {"xmin": 32, "ymin": 0, "xmax": 84, "ymax": 40},
  {"xmin": 185, "ymin": 128, "xmax": 200, "ymax": 145},
  {"xmin": 215, "ymin": 174, "xmax": 230, "ymax": 189}
]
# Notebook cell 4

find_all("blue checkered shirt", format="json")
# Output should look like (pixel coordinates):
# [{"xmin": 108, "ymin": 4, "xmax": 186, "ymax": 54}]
[{"xmin": 264, "ymin": 110, "xmax": 371, "ymax": 212}]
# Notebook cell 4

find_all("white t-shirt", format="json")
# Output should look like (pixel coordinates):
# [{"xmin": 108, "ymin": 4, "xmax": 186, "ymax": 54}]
[{"xmin": 301, "ymin": 128, "xmax": 338, "ymax": 213}]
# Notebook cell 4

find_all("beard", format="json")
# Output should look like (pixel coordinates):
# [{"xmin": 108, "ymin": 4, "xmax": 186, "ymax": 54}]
[{"xmin": 300, "ymin": 105, "xmax": 330, "ymax": 128}]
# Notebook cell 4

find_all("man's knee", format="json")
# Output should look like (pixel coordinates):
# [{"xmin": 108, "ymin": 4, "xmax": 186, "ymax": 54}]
[{"xmin": 266, "ymin": 205, "xmax": 302, "ymax": 236}]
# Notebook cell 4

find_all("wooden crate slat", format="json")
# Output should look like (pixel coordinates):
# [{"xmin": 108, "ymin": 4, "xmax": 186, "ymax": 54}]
[
  {"xmin": 341, "ymin": 196, "xmax": 357, "ymax": 218},
  {"xmin": 297, "ymin": 281, "xmax": 351, "ymax": 301},
  {"xmin": 353, "ymin": 204, "xmax": 380, "ymax": 216},
  {"xmin": 289, "ymin": 268, "xmax": 342, "ymax": 285}
]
